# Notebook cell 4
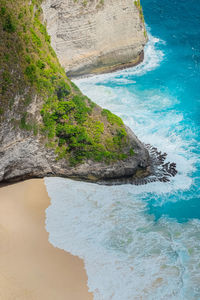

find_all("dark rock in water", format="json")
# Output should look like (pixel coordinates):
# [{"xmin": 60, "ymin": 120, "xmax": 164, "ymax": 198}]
[{"xmin": 98, "ymin": 144, "xmax": 178, "ymax": 185}]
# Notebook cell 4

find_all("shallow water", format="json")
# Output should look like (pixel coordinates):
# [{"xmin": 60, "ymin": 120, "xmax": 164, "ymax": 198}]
[{"xmin": 45, "ymin": 1, "xmax": 200, "ymax": 299}]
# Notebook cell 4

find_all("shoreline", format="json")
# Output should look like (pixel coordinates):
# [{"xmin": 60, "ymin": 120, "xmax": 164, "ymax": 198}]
[{"xmin": 0, "ymin": 179, "xmax": 93, "ymax": 300}]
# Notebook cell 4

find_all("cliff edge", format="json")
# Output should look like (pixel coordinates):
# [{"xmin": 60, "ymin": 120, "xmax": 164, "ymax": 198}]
[
  {"xmin": 42, "ymin": 0, "xmax": 147, "ymax": 77},
  {"xmin": 0, "ymin": 0, "xmax": 151, "ymax": 184}
]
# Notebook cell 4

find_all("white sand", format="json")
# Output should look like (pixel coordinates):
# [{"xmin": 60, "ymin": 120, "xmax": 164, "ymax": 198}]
[{"xmin": 0, "ymin": 179, "xmax": 93, "ymax": 300}]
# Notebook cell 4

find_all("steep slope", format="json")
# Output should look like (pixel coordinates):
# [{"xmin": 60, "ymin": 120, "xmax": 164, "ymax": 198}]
[
  {"xmin": 42, "ymin": 0, "xmax": 147, "ymax": 77},
  {"xmin": 0, "ymin": 0, "xmax": 150, "ymax": 184}
]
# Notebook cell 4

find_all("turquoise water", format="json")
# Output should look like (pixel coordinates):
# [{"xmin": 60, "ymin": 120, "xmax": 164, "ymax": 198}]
[
  {"xmin": 140, "ymin": 0, "xmax": 200, "ymax": 222},
  {"xmin": 45, "ymin": 1, "xmax": 200, "ymax": 299}
]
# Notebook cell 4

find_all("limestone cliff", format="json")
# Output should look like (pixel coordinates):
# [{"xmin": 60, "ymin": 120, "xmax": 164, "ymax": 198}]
[
  {"xmin": 42, "ymin": 0, "xmax": 147, "ymax": 77},
  {"xmin": 0, "ymin": 0, "xmax": 152, "ymax": 184}
]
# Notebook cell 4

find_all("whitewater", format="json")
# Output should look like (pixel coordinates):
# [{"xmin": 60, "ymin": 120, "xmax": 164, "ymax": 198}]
[{"xmin": 45, "ymin": 1, "xmax": 200, "ymax": 298}]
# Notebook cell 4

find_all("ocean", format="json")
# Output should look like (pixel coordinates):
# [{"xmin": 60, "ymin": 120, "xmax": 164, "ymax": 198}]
[{"xmin": 45, "ymin": 1, "xmax": 200, "ymax": 299}]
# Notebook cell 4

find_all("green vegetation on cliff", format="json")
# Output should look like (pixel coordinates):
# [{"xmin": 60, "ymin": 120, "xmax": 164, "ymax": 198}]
[{"xmin": 0, "ymin": 0, "xmax": 134, "ymax": 165}]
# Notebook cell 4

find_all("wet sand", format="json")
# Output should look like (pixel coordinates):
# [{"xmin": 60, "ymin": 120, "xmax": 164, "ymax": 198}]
[{"xmin": 0, "ymin": 179, "xmax": 93, "ymax": 300}]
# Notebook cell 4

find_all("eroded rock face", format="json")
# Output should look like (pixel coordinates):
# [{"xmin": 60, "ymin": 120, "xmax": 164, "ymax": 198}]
[
  {"xmin": 0, "ymin": 116, "xmax": 177, "ymax": 185},
  {"xmin": 42, "ymin": 0, "xmax": 147, "ymax": 77},
  {"xmin": 0, "ymin": 89, "xmax": 150, "ymax": 184},
  {"xmin": 0, "ymin": 113, "xmax": 150, "ymax": 184}
]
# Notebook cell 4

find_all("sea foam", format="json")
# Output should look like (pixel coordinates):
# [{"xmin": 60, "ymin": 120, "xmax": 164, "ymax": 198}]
[{"xmin": 45, "ymin": 177, "xmax": 200, "ymax": 300}]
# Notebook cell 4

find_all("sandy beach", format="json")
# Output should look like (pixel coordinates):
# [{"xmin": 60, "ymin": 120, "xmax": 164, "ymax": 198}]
[{"xmin": 0, "ymin": 179, "xmax": 93, "ymax": 300}]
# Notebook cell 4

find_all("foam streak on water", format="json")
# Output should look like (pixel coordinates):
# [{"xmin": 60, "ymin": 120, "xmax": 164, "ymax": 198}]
[{"xmin": 45, "ymin": 28, "xmax": 200, "ymax": 299}]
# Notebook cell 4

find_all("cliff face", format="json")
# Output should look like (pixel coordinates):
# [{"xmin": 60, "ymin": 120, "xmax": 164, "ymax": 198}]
[
  {"xmin": 0, "ymin": 0, "xmax": 150, "ymax": 184},
  {"xmin": 42, "ymin": 0, "xmax": 147, "ymax": 77},
  {"xmin": 0, "ymin": 120, "xmax": 150, "ymax": 183}
]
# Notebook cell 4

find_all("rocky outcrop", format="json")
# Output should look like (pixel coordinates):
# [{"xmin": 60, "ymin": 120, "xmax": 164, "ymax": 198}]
[
  {"xmin": 0, "ymin": 113, "xmax": 177, "ymax": 184},
  {"xmin": 42, "ymin": 0, "xmax": 147, "ymax": 77},
  {"xmin": 0, "ymin": 115, "xmax": 150, "ymax": 183}
]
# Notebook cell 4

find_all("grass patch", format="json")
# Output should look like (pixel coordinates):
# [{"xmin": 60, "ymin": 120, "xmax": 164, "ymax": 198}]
[{"xmin": 101, "ymin": 109, "xmax": 123, "ymax": 126}]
